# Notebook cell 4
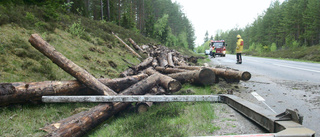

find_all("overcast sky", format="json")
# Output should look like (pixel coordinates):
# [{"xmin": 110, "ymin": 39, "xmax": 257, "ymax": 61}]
[{"xmin": 172, "ymin": 0, "xmax": 285, "ymax": 46}]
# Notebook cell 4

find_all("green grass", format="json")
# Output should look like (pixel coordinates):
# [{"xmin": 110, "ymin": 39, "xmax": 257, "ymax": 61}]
[{"xmin": 88, "ymin": 84, "xmax": 224, "ymax": 137}]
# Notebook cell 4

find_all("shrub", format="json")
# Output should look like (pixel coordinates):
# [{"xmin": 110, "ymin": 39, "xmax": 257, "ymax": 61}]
[
  {"xmin": 25, "ymin": 12, "xmax": 36, "ymax": 22},
  {"xmin": 249, "ymin": 42, "xmax": 256, "ymax": 51},
  {"xmin": 255, "ymin": 43, "xmax": 263, "ymax": 54},
  {"xmin": 68, "ymin": 19, "xmax": 85, "ymax": 37},
  {"xmin": 270, "ymin": 43, "xmax": 277, "ymax": 52}
]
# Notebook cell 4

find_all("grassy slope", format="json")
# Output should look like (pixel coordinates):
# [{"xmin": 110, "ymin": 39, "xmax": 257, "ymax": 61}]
[{"xmin": 0, "ymin": 4, "xmax": 234, "ymax": 137}]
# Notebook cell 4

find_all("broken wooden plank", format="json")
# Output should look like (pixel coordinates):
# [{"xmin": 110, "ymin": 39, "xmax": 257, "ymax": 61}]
[{"xmin": 42, "ymin": 95, "xmax": 220, "ymax": 102}]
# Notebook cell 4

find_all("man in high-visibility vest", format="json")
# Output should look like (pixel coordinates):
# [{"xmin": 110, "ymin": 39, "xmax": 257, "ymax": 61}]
[{"xmin": 236, "ymin": 34, "xmax": 243, "ymax": 64}]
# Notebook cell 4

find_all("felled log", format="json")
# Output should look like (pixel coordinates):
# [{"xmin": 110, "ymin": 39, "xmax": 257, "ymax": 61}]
[
  {"xmin": 120, "ymin": 57, "xmax": 153, "ymax": 77},
  {"xmin": 42, "ymin": 74, "xmax": 160, "ymax": 137},
  {"xmin": 155, "ymin": 66, "xmax": 188, "ymax": 74},
  {"xmin": 177, "ymin": 66, "xmax": 251, "ymax": 81},
  {"xmin": 133, "ymin": 57, "xmax": 153, "ymax": 71},
  {"xmin": 173, "ymin": 56, "xmax": 188, "ymax": 66},
  {"xmin": 144, "ymin": 67, "xmax": 181, "ymax": 92},
  {"xmin": 157, "ymin": 52, "xmax": 169, "ymax": 67},
  {"xmin": 128, "ymin": 38, "xmax": 146, "ymax": 53},
  {"xmin": 112, "ymin": 32, "xmax": 142, "ymax": 59},
  {"xmin": 168, "ymin": 68, "xmax": 216, "ymax": 85},
  {"xmin": 0, "ymin": 74, "xmax": 148, "ymax": 106},
  {"xmin": 29, "ymin": 34, "xmax": 116, "ymax": 96},
  {"xmin": 167, "ymin": 52, "xmax": 174, "ymax": 67},
  {"xmin": 152, "ymin": 57, "xmax": 158, "ymax": 67}
]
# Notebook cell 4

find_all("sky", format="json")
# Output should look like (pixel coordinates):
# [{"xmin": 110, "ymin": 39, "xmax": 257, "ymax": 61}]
[{"xmin": 172, "ymin": 0, "xmax": 285, "ymax": 46}]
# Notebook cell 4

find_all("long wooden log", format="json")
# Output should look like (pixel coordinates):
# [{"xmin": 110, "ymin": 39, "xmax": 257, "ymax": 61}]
[
  {"xmin": 28, "ymin": 34, "xmax": 116, "ymax": 96},
  {"xmin": 128, "ymin": 38, "xmax": 146, "ymax": 53},
  {"xmin": 168, "ymin": 68, "xmax": 216, "ymax": 85},
  {"xmin": 155, "ymin": 66, "xmax": 188, "ymax": 74},
  {"xmin": 0, "ymin": 74, "xmax": 148, "ymax": 106},
  {"xmin": 112, "ymin": 32, "xmax": 142, "ymax": 59},
  {"xmin": 133, "ymin": 57, "xmax": 153, "ymax": 71},
  {"xmin": 167, "ymin": 52, "xmax": 174, "ymax": 67},
  {"xmin": 176, "ymin": 66, "xmax": 251, "ymax": 81},
  {"xmin": 42, "ymin": 74, "xmax": 160, "ymax": 137},
  {"xmin": 120, "ymin": 57, "xmax": 153, "ymax": 77},
  {"xmin": 157, "ymin": 52, "xmax": 169, "ymax": 67},
  {"xmin": 152, "ymin": 57, "xmax": 158, "ymax": 67},
  {"xmin": 144, "ymin": 67, "xmax": 181, "ymax": 92}
]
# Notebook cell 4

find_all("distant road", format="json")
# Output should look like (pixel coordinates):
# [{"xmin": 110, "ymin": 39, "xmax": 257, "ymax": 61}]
[{"xmin": 210, "ymin": 54, "xmax": 320, "ymax": 136}]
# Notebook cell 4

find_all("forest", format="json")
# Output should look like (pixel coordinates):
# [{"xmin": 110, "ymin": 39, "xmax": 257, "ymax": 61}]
[
  {"xmin": 196, "ymin": 0, "xmax": 320, "ymax": 55},
  {"xmin": 0, "ymin": 0, "xmax": 195, "ymax": 50}
]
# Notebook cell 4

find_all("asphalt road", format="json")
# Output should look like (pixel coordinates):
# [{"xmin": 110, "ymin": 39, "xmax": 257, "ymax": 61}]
[{"xmin": 209, "ymin": 54, "xmax": 320, "ymax": 136}]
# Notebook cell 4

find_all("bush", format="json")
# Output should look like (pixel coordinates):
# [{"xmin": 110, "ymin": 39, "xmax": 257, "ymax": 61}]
[
  {"xmin": 68, "ymin": 19, "xmax": 85, "ymax": 37},
  {"xmin": 249, "ymin": 42, "xmax": 256, "ymax": 51},
  {"xmin": 270, "ymin": 43, "xmax": 277, "ymax": 52}
]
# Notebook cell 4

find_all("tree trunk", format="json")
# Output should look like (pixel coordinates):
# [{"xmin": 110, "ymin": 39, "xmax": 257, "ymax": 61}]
[
  {"xmin": 28, "ymin": 34, "xmax": 117, "ymax": 96},
  {"xmin": 106, "ymin": 0, "xmax": 110, "ymax": 21},
  {"xmin": 133, "ymin": 57, "xmax": 153, "ymax": 71},
  {"xmin": 0, "ymin": 74, "xmax": 148, "ymax": 106},
  {"xmin": 167, "ymin": 52, "xmax": 174, "ymax": 67},
  {"xmin": 176, "ymin": 66, "xmax": 251, "ymax": 81},
  {"xmin": 42, "ymin": 74, "xmax": 160, "ymax": 137},
  {"xmin": 128, "ymin": 38, "xmax": 146, "ymax": 53},
  {"xmin": 100, "ymin": 0, "xmax": 103, "ymax": 20},
  {"xmin": 155, "ymin": 66, "xmax": 187, "ymax": 74},
  {"xmin": 112, "ymin": 33, "xmax": 142, "ymax": 59},
  {"xmin": 157, "ymin": 52, "xmax": 168, "ymax": 67},
  {"xmin": 152, "ymin": 57, "xmax": 158, "ymax": 67},
  {"xmin": 144, "ymin": 67, "xmax": 181, "ymax": 92},
  {"xmin": 173, "ymin": 56, "xmax": 187, "ymax": 66},
  {"xmin": 120, "ymin": 57, "xmax": 153, "ymax": 77},
  {"xmin": 168, "ymin": 68, "xmax": 216, "ymax": 85}
]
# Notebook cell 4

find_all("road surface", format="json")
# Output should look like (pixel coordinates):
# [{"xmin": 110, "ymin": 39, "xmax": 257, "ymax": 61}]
[{"xmin": 209, "ymin": 54, "xmax": 320, "ymax": 136}]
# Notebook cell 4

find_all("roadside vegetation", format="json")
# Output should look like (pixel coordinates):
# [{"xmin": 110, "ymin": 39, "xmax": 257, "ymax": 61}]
[{"xmin": 196, "ymin": 0, "xmax": 320, "ymax": 62}]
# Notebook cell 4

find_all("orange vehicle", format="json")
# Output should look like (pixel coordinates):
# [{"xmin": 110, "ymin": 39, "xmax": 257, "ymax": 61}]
[{"xmin": 210, "ymin": 40, "xmax": 227, "ymax": 57}]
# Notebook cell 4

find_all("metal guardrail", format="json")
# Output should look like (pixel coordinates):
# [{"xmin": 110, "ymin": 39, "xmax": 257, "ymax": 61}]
[{"xmin": 42, "ymin": 94, "xmax": 315, "ymax": 137}]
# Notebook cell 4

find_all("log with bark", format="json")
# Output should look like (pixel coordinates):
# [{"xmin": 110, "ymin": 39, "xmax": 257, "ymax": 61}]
[
  {"xmin": 128, "ymin": 38, "xmax": 146, "ymax": 53},
  {"xmin": 29, "ymin": 34, "xmax": 117, "ymax": 96},
  {"xmin": 144, "ymin": 67, "xmax": 181, "ymax": 93},
  {"xmin": 120, "ymin": 57, "xmax": 153, "ymax": 77},
  {"xmin": 155, "ymin": 66, "xmax": 188, "ymax": 74},
  {"xmin": 42, "ymin": 74, "xmax": 160, "ymax": 137},
  {"xmin": 112, "ymin": 32, "xmax": 142, "ymax": 59},
  {"xmin": 167, "ymin": 52, "xmax": 174, "ymax": 67},
  {"xmin": 168, "ymin": 68, "xmax": 216, "ymax": 85},
  {"xmin": 176, "ymin": 66, "xmax": 251, "ymax": 82},
  {"xmin": 0, "ymin": 74, "xmax": 148, "ymax": 106}
]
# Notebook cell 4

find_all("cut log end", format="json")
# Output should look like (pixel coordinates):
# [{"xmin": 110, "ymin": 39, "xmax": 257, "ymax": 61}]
[
  {"xmin": 199, "ymin": 68, "xmax": 216, "ymax": 85},
  {"xmin": 136, "ymin": 102, "xmax": 153, "ymax": 113},
  {"xmin": 241, "ymin": 71, "xmax": 251, "ymax": 81},
  {"xmin": 168, "ymin": 80, "xmax": 182, "ymax": 92}
]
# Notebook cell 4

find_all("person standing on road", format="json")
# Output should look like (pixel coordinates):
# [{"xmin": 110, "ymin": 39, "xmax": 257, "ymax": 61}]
[{"xmin": 236, "ymin": 34, "xmax": 243, "ymax": 64}]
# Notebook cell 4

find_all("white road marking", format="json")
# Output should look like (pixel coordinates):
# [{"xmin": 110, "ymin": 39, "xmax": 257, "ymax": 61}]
[
  {"xmin": 251, "ymin": 92, "xmax": 277, "ymax": 114},
  {"xmin": 273, "ymin": 63, "xmax": 320, "ymax": 73},
  {"xmin": 251, "ymin": 92, "xmax": 265, "ymax": 101}
]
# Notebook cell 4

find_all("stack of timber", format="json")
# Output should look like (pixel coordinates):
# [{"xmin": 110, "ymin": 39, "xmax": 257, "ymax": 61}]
[{"xmin": 0, "ymin": 34, "xmax": 251, "ymax": 137}]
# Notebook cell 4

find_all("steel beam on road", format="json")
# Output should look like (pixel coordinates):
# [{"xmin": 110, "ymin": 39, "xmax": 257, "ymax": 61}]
[{"xmin": 42, "ymin": 95, "xmax": 220, "ymax": 103}]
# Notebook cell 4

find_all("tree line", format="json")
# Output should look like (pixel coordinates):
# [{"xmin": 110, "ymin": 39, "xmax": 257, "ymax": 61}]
[
  {"xmin": 197, "ymin": 0, "xmax": 320, "ymax": 54},
  {"xmin": 1, "ymin": 0, "xmax": 195, "ymax": 50}
]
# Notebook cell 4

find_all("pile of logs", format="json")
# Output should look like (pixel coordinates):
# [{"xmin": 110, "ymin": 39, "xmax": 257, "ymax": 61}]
[{"xmin": 0, "ymin": 33, "xmax": 251, "ymax": 137}]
